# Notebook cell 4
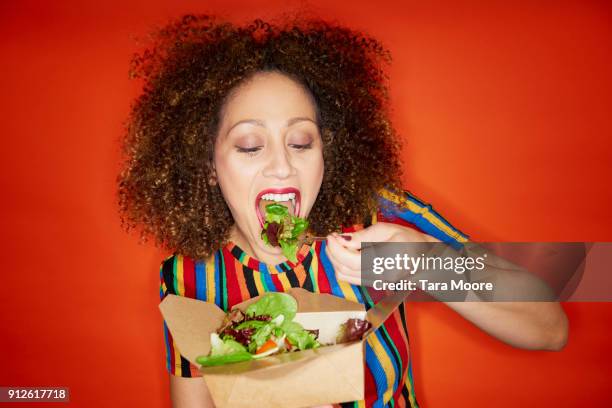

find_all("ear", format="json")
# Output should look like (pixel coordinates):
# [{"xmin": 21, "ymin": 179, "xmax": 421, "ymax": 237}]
[{"xmin": 207, "ymin": 161, "xmax": 217, "ymax": 186}]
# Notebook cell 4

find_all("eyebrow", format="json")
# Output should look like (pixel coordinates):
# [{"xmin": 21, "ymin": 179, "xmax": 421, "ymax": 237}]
[{"xmin": 225, "ymin": 117, "xmax": 318, "ymax": 136}]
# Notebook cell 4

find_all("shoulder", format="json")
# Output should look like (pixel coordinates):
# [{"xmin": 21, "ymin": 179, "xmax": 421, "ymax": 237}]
[
  {"xmin": 159, "ymin": 253, "xmax": 214, "ymax": 301},
  {"xmin": 374, "ymin": 186, "xmax": 470, "ymax": 246},
  {"xmin": 159, "ymin": 254, "xmax": 178, "ymax": 296}
]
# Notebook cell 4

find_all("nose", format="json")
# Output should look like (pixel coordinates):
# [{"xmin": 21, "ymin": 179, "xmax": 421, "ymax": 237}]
[{"xmin": 262, "ymin": 145, "xmax": 295, "ymax": 179}]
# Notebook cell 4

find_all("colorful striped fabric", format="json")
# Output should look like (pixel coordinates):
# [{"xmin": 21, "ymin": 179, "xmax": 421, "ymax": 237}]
[{"xmin": 160, "ymin": 187, "xmax": 469, "ymax": 408}]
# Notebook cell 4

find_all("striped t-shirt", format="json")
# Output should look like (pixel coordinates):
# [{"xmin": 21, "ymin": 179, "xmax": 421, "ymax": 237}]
[{"xmin": 159, "ymin": 187, "xmax": 469, "ymax": 408}]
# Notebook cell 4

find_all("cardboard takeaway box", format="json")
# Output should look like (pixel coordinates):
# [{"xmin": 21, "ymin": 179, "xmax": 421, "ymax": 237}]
[{"xmin": 159, "ymin": 287, "xmax": 403, "ymax": 408}]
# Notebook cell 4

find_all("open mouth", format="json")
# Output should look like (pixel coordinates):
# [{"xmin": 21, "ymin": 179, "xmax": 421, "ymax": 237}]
[{"xmin": 255, "ymin": 187, "xmax": 301, "ymax": 228}]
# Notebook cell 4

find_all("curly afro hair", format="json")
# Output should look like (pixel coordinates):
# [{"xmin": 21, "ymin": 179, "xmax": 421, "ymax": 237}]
[{"xmin": 117, "ymin": 14, "xmax": 404, "ymax": 261}]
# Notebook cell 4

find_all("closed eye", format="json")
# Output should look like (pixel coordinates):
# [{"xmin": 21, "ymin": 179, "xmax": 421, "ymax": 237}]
[
  {"xmin": 289, "ymin": 143, "xmax": 313, "ymax": 150},
  {"xmin": 236, "ymin": 146, "xmax": 262, "ymax": 154}
]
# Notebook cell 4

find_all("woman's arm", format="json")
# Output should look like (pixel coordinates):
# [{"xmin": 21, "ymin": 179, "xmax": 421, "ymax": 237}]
[
  {"xmin": 325, "ymin": 224, "xmax": 569, "ymax": 351},
  {"xmin": 160, "ymin": 254, "xmax": 216, "ymax": 407},
  {"xmin": 444, "ymin": 301, "xmax": 568, "ymax": 350},
  {"xmin": 169, "ymin": 375, "xmax": 215, "ymax": 408},
  {"xmin": 435, "ymin": 239, "xmax": 568, "ymax": 350}
]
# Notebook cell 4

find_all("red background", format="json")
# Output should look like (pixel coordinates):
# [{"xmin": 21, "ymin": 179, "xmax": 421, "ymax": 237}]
[{"xmin": 1, "ymin": 1, "xmax": 610, "ymax": 406}]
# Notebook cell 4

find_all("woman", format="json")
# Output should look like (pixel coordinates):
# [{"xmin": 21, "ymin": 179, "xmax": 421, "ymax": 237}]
[{"xmin": 117, "ymin": 14, "xmax": 567, "ymax": 408}]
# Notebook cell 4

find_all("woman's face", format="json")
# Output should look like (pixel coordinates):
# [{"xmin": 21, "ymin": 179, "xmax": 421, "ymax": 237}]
[{"xmin": 213, "ymin": 71, "xmax": 324, "ymax": 261}]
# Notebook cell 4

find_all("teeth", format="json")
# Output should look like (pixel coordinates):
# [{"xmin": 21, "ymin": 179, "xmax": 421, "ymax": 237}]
[
  {"xmin": 261, "ymin": 192, "xmax": 296, "ymax": 203},
  {"xmin": 260, "ymin": 192, "xmax": 298, "ymax": 215}
]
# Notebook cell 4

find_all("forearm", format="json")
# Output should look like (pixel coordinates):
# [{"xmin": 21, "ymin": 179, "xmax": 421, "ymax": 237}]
[
  {"xmin": 170, "ymin": 375, "xmax": 215, "ymax": 408},
  {"xmin": 444, "ymin": 300, "xmax": 568, "ymax": 350},
  {"xmin": 420, "ymin": 236, "xmax": 569, "ymax": 350}
]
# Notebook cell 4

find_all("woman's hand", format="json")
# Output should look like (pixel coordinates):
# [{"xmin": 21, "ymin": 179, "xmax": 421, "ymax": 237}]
[{"xmin": 325, "ymin": 222, "xmax": 435, "ymax": 285}]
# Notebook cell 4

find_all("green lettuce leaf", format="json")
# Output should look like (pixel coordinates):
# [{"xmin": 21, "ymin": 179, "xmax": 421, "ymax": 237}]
[
  {"xmin": 196, "ymin": 333, "xmax": 254, "ymax": 367},
  {"xmin": 234, "ymin": 320, "xmax": 268, "ymax": 330},
  {"xmin": 261, "ymin": 228, "xmax": 270, "ymax": 245},
  {"xmin": 280, "ymin": 239, "xmax": 299, "ymax": 263},
  {"xmin": 210, "ymin": 333, "xmax": 247, "ymax": 356},
  {"xmin": 262, "ymin": 203, "xmax": 309, "ymax": 263},
  {"xmin": 264, "ymin": 203, "xmax": 289, "ymax": 224},
  {"xmin": 196, "ymin": 351, "xmax": 253, "ymax": 367},
  {"xmin": 245, "ymin": 292, "xmax": 298, "ymax": 322},
  {"xmin": 291, "ymin": 216, "xmax": 308, "ymax": 238},
  {"xmin": 250, "ymin": 323, "xmax": 274, "ymax": 349},
  {"xmin": 281, "ymin": 321, "xmax": 320, "ymax": 350}
]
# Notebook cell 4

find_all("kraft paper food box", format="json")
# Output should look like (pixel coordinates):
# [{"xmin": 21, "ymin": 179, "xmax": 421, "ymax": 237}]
[{"xmin": 159, "ymin": 287, "xmax": 403, "ymax": 408}]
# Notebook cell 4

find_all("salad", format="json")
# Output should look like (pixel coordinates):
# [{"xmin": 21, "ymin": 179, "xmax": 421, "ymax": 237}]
[
  {"xmin": 196, "ymin": 293, "xmax": 320, "ymax": 367},
  {"xmin": 260, "ymin": 203, "xmax": 309, "ymax": 263},
  {"xmin": 196, "ymin": 293, "xmax": 373, "ymax": 367}
]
